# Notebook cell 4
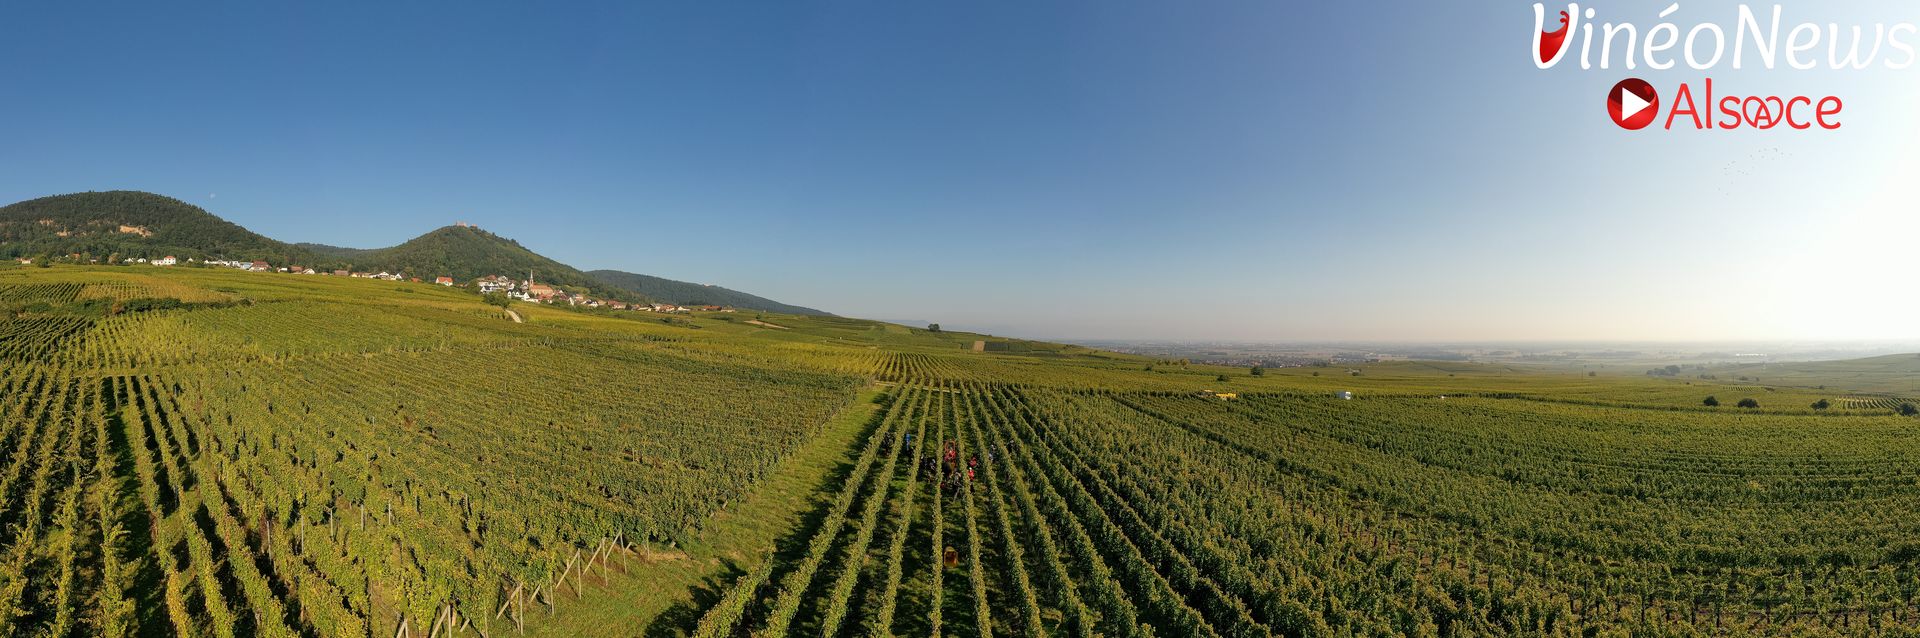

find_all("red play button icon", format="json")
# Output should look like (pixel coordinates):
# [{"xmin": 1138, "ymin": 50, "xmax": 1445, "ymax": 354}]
[{"xmin": 1608, "ymin": 78, "xmax": 1659, "ymax": 130}]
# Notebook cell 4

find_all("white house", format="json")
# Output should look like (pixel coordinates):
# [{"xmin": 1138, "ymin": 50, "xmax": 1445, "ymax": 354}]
[{"xmin": 476, "ymin": 275, "xmax": 514, "ymax": 294}]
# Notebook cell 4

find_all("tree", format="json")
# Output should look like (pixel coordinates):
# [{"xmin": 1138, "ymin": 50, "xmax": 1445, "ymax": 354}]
[
  {"xmin": 1216, "ymin": 374, "xmax": 1229, "ymax": 382},
  {"xmin": 1900, "ymin": 403, "xmax": 1918, "ymax": 416},
  {"xmin": 1737, "ymin": 398, "xmax": 1760, "ymax": 409},
  {"xmin": 1702, "ymin": 396, "xmax": 1720, "ymax": 407},
  {"xmin": 927, "ymin": 323, "xmax": 941, "ymax": 333},
  {"xmin": 482, "ymin": 292, "xmax": 512, "ymax": 309},
  {"xmin": 1250, "ymin": 366, "xmax": 1265, "ymax": 377},
  {"xmin": 1811, "ymin": 399, "xmax": 1831, "ymax": 411}
]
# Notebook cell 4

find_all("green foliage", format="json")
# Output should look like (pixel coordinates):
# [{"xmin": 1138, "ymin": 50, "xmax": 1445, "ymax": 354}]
[
  {"xmin": 5, "ymin": 265, "xmax": 1920, "ymax": 637},
  {"xmin": 689, "ymin": 551, "xmax": 776, "ymax": 638},
  {"xmin": 334, "ymin": 226, "xmax": 647, "ymax": 302},
  {"xmin": 1250, "ymin": 365, "xmax": 1264, "ymax": 376},
  {"xmin": 0, "ymin": 191, "xmax": 681, "ymax": 305},
  {"xmin": 588, "ymin": 269, "xmax": 828, "ymax": 315},
  {"xmin": 0, "ymin": 265, "xmax": 863, "ymax": 636},
  {"xmin": 1738, "ymin": 397, "xmax": 1761, "ymax": 408},
  {"xmin": 928, "ymin": 323, "xmax": 941, "ymax": 333},
  {"xmin": 1902, "ymin": 402, "xmax": 1919, "ymax": 416},
  {"xmin": 0, "ymin": 191, "xmax": 324, "ymax": 264}
]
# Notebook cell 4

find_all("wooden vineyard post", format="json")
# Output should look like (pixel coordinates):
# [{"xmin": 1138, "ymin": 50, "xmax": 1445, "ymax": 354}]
[
  {"xmin": 591, "ymin": 538, "xmax": 612, "ymax": 584},
  {"xmin": 591, "ymin": 539, "xmax": 601, "ymax": 581},
  {"xmin": 495, "ymin": 582, "xmax": 520, "ymax": 624},
  {"xmin": 493, "ymin": 580, "xmax": 528, "ymax": 633},
  {"xmin": 574, "ymin": 547, "xmax": 584, "ymax": 595}
]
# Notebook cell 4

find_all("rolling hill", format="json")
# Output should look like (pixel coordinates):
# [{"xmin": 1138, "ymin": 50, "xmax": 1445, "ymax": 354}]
[
  {"xmin": 588, "ymin": 269, "xmax": 831, "ymax": 315},
  {"xmin": 319, "ymin": 225, "xmax": 642, "ymax": 301},
  {"xmin": 0, "ymin": 191, "xmax": 824, "ymax": 310},
  {"xmin": 293, "ymin": 241, "xmax": 381, "ymax": 261},
  {"xmin": 1715, "ymin": 353, "xmax": 1920, "ymax": 395},
  {"xmin": 0, "ymin": 191, "xmax": 318, "ymax": 264}
]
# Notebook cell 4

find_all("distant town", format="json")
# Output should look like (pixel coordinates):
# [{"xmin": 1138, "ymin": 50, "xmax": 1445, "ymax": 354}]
[{"xmin": 33, "ymin": 254, "xmax": 733, "ymax": 314}]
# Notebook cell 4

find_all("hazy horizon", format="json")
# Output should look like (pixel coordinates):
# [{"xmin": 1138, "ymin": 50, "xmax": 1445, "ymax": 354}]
[{"xmin": 5, "ymin": 1, "xmax": 1918, "ymax": 342}]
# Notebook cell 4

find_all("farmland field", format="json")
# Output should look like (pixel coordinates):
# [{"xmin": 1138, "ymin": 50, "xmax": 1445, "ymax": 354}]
[{"xmin": 3, "ymin": 265, "xmax": 1920, "ymax": 637}]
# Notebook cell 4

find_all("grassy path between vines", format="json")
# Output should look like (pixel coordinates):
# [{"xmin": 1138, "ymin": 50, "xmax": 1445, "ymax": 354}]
[{"xmin": 523, "ymin": 384, "xmax": 887, "ymax": 637}]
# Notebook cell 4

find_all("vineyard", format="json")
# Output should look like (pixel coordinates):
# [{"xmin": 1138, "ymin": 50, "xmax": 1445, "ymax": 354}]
[
  {"xmin": 4, "ymin": 265, "xmax": 1920, "ymax": 637},
  {"xmin": 0, "ymin": 268, "xmax": 868, "ymax": 637},
  {"xmin": 681, "ymin": 382, "xmax": 1920, "ymax": 638}
]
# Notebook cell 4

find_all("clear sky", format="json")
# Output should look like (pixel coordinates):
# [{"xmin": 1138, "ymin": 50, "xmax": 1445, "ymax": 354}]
[{"xmin": 3, "ymin": 1, "xmax": 1917, "ymax": 341}]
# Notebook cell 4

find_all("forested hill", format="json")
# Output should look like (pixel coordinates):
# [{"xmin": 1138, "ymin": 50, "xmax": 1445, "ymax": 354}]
[
  {"xmin": 0, "ymin": 193, "xmax": 622, "ymax": 296},
  {"xmin": 588, "ymin": 269, "xmax": 831, "ymax": 315},
  {"xmin": 293, "ymin": 242, "xmax": 381, "ymax": 260},
  {"xmin": 0, "ymin": 191, "xmax": 318, "ymax": 264},
  {"xmin": 0, "ymin": 190, "xmax": 833, "ymax": 309},
  {"xmin": 330, "ymin": 226, "xmax": 645, "ymax": 302}
]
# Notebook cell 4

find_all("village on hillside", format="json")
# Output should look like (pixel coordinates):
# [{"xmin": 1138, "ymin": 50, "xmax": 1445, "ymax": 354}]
[{"xmin": 72, "ymin": 254, "xmax": 734, "ymax": 314}]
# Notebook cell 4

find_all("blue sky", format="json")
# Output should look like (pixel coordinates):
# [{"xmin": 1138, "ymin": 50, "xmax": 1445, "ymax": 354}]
[{"xmin": 3, "ymin": 1, "xmax": 1917, "ymax": 341}]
